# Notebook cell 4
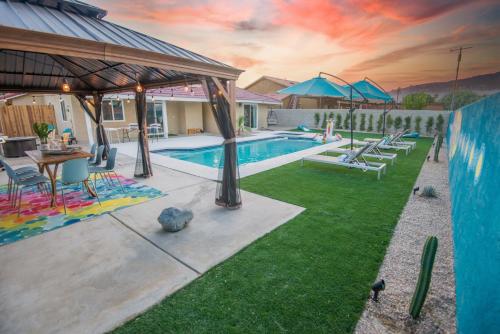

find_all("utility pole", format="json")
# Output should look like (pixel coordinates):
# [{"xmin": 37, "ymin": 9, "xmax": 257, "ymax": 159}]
[{"xmin": 450, "ymin": 46, "xmax": 472, "ymax": 110}]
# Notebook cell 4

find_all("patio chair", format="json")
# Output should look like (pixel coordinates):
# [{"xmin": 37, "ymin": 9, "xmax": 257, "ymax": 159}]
[
  {"xmin": 3, "ymin": 161, "xmax": 50, "ymax": 215},
  {"xmin": 363, "ymin": 133, "xmax": 412, "ymax": 155},
  {"xmin": 326, "ymin": 138, "xmax": 397, "ymax": 165},
  {"xmin": 59, "ymin": 158, "xmax": 100, "ymax": 214},
  {"xmin": 148, "ymin": 123, "xmax": 162, "ymax": 142},
  {"xmin": 302, "ymin": 143, "xmax": 387, "ymax": 180},
  {"xmin": 87, "ymin": 144, "xmax": 97, "ymax": 164},
  {"xmin": 89, "ymin": 145, "xmax": 104, "ymax": 166},
  {"xmin": 1, "ymin": 158, "xmax": 41, "ymax": 200},
  {"xmin": 88, "ymin": 147, "xmax": 124, "ymax": 192}
]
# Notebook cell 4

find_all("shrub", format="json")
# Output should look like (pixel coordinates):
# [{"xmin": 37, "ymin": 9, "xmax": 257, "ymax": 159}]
[
  {"xmin": 335, "ymin": 114, "xmax": 342, "ymax": 129},
  {"xmin": 421, "ymin": 186, "xmax": 437, "ymax": 198},
  {"xmin": 343, "ymin": 113, "xmax": 349, "ymax": 129},
  {"xmin": 425, "ymin": 117, "xmax": 434, "ymax": 134},
  {"xmin": 376, "ymin": 114, "xmax": 383, "ymax": 132},
  {"xmin": 394, "ymin": 116, "xmax": 402, "ymax": 131},
  {"xmin": 386, "ymin": 115, "xmax": 394, "ymax": 131},
  {"xmin": 440, "ymin": 90, "xmax": 481, "ymax": 110},
  {"xmin": 367, "ymin": 114, "xmax": 374, "ymax": 132},
  {"xmin": 321, "ymin": 112, "xmax": 328, "ymax": 129},
  {"xmin": 314, "ymin": 112, "xmax": 321, "ymax": 128},
  {"xmin": 352, "ymin": 114, "xmax": 357, "ymax": 130},
  {"xmin": 404, "ymin": 116, "xmax": 412, "ymax": 130},
  {"xmin": 360, "ymin": 113, "xmax": 366, "ymax": 131},
  {"xmin": 436, "ymin": 114, "xmax": 444, "ymax": 134},
  {"xmin": 403, "ymin": 92, "xmax": 433, "ymax": 110},
  {"xmin": 329, "ymin": 112, "xmax": 334, "ymax": 120},
  {"xmin": 415, "ymin": 116, "xmax": 422, "ymax": 133}
]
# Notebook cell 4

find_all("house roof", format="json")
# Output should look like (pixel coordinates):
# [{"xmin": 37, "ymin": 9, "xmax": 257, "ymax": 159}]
[
  {"xmin": 107, "ymin": 85, "xmax": 282, "ymax": 105},
  {"xmin": 244, "ymin": 75, "xmax": 298, "ymax": 90}
]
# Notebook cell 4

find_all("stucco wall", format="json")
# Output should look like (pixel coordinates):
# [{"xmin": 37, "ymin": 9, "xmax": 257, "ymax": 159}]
[
  {"xmin": 184, "ymin": 102, "xmax": 203, "ymax": 131},
  {"xmin": 447, "ymin": 93, "xmax": 500, "ymax": 334},
  {"xmin": 245, "ymin": 79, "xmax": 285, "ymax": 94},
  {"xmin": 272, "ymin": 108, "xmax": 451, "ymax": 136}
]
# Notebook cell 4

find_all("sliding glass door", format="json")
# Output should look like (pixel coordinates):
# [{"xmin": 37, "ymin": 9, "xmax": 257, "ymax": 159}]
[{"xmin": 243, "ymin": 104, "xmax": 258, "ymax": 129}]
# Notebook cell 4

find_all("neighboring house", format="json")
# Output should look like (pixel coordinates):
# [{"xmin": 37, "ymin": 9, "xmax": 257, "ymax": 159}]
[
  {"xmin": 245, "ymin": 75, "xmax": 344, "ymax": 109},
  {"xmin": 1, "ymin": 86, "xmax": 280, "ymax": 144}
]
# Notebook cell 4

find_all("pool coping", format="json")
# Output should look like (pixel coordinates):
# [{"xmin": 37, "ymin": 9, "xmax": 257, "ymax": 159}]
[{"xmin": 115, "ymin": 132, "xmax": 351, "ymax": 180}]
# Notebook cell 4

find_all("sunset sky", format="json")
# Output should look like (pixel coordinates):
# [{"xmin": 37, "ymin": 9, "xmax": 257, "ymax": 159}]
[{"xmin": 89, "ymin": 0, "xmax": 500, "ymax": 90}]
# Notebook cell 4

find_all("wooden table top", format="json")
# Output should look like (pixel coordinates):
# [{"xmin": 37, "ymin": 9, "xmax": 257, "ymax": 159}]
[{"xmin": 25, "ymin": 150, "xmax": 93, "ymax": 165}]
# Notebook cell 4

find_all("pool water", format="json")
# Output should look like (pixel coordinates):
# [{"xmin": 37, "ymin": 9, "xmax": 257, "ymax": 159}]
[{"xmin": 154, "ymin": 137, "xmax": 322, "ymax": 168}]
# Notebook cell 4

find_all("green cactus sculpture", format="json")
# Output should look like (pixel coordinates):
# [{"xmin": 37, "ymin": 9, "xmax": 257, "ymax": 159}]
[
  {"xmin": 409, "ymin": 236, "xmax": 438, "ymax": 319},
  {"xmin": 433, "ymin": 134, "xmax": 443, "ymax": 162}
]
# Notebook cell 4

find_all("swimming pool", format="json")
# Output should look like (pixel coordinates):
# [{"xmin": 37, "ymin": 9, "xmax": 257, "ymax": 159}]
[{"xmin": 154, "ymin": 137, "xmax": 322, "ymax": 168}]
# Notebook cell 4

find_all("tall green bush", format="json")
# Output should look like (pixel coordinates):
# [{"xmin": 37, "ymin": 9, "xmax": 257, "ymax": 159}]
[
  {"xmin": 376, "ymin": 114, "xmax": 383, "ymax": 132},
  {"xmin": 404, "ymin": 116, "xmax": 412, "ymax": 130},
  {"xmin": 367, "ymin": 114, "xmax": 374, "ymax": 132},
  {"xmin": 335, "ymin": 114, "xmax": 342, "ymax": 129},
  {"xmin": 415, "ymin": 116, "xmax": 422, "ymax": 133},
  {"xmin": 329, "ymin": 112, "xmax": 334, "ymax": 120},
  {"xmin": 321, "ymin": 112, "xmax": 328, "ymax": 129},
  {"xmin": 343, "ymin": 113, "xmax": 349, "ymax": 129},
  {"xmin": 386, "ymin": 115, "xmax": 394, "ymax": 131},
  {"xmin": 394, "ymin": 116, "xmax": 402, "ymax": 131},
  {"xmin": 360, "ymin": 113, "xmax": 366, "ymax": 131},
  {"xmin": 352, "ymin": 114, "xmax": 357, "ymax": 130},
  {"xmin": 436, "ymin": 114, "xmax": 444, "ymax": 134},
  {"xmin": 425, "ymin": 116, "xmax": 434, "ymax": 134},
  {"xmin": 314, "ymin": 112, "xmax": 320, "ymax": 128}
]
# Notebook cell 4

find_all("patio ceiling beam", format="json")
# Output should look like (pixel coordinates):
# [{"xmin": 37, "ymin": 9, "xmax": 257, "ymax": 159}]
[
  {"xmin": 0, "ymin": 86, "xmax": 93, "ymax": 94},
  {"xmin": 0, "ymin": 26, "xmax": 242, "ymax": 81},
  {"xmin": 46, "ymin": 54, "xmax": 95, "ymax": 90},
  {"xmin": 53, "ymin": 55, "xmax": 121, "ymax": 88}
]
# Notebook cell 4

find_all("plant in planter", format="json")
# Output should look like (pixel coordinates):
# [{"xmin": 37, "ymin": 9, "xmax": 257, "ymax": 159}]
[
  {"xmin": 394, "ymin": 116, "xmax": 402, "ymax": 131},
  {"xmin": 352, "ymin": 114, "xmax": 357, "ymax": 130},
  {"xmin": 343, "ymin": 113, "xmax": 349, "ymax": 129},
  {"xmin": 32, "ymin": 122, "xmax": 53, "ymax": 145},
  {"xmin": 386, "ymin": 115, "xmax": 394, "ymax": 131},
  {"xmin": 425, "ymin": 116, "xmax": 434, "ymax": 134},
  {"xmin": 404, "ymin": 116, "xmax": 412, "ymax": 130},
  {"xmin": 376, "ymin": 114, "xmax": 383, "ymax": 132},
  {"xmin": 321, "ymin": 112, "xmax": 328, "ymax": 129},
  {"xmin": 237, "ymin": 116, "xmax": 246, "ymax": 136}
]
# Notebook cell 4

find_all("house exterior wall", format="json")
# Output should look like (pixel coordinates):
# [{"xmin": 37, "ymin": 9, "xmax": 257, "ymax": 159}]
[
  {"xmin": 245, "ymin": 79, "xmax": 286, "ymax": 94},
  {"xmin": 184, "ymin": 102, "xmax": 203, "ymax": 131}
]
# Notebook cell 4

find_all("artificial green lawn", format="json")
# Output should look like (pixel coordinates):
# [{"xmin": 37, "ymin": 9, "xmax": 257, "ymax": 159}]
[{"xmin": 113, "ymin": 132, "xmax": 432, "ymax": 334}]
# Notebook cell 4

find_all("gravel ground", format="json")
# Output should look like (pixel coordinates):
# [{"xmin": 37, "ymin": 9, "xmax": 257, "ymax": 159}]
[{"xmin": 355, "ymin": 143, "xmax": 456, "ymax": 334}]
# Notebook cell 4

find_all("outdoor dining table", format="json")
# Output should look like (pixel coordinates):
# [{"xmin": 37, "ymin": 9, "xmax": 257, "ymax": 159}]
[{"xmin": 25, "ymin": 150, "xmax": 96, "ymax": 207}]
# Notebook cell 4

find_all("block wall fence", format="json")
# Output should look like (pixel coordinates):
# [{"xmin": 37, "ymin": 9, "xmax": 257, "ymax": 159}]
[{"xmin": 270, "ymin": 108, "xmax": 451, "ymax": 136}]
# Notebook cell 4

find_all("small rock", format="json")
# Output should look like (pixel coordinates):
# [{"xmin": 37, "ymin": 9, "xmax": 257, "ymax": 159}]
[{"xmin": 158, "ymin": 207, "xmax": 193, "ymax": 232}]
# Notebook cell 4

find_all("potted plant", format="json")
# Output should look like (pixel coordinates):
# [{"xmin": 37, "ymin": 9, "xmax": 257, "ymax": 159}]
[{"xmin": 32, "ymin": 122, "xmax": 53, "ymax": 149}]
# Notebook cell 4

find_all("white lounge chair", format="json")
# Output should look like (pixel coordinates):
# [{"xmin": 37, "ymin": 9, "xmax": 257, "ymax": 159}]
[
  {"xmin": 302, "ymin": 143, "xmax": 387, "ymax": 180},
  {"xmin": 364, "ymin": 132, "xmax": 412, "ymax": 155},
  {"xmin": 327, "ymin": 138, "xmax": 397, "ymax": 165}
]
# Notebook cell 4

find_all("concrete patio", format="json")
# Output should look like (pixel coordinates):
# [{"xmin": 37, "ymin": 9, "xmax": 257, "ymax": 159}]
[{"xmin": 0, "ymin": 153, "xmax": 304, "ymax": 334}]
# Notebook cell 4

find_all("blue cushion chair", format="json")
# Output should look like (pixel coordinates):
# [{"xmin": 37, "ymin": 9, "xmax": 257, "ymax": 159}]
[{"xmin": 60, "ymin": 158, "xmax": 100, "ymax": 214}]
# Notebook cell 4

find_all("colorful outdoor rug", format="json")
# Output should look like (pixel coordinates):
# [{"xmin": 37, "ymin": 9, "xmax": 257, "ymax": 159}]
[{"xmin": 0, "ymin": 174, "xmax": 163, "ymax": 246}]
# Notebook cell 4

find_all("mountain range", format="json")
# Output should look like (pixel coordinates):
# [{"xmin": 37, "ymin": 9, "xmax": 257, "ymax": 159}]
[{"xmin": 389, "ymin": 72, "xmax": 500, "ymax": 100}]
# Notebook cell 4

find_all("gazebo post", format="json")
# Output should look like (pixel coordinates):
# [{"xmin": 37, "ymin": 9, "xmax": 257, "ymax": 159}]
[
  {"xmin": 92, "ymin": 92, "xmax": 110, "ymax": 158},
  {"xmin": 134, "ymin": 90, "xmax": 153, "ymax": 178}
]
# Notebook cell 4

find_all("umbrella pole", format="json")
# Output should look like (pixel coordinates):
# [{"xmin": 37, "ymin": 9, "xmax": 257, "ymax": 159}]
[
  {"xmin": 382, "ymin": 101, "xmax": 387, "ymax": 137},
  {"xmin": 350, "ymin": 87, "xmax": 354, "ymax": 150}
]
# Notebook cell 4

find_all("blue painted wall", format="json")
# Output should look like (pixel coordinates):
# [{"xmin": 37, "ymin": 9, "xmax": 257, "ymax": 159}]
[{"xmin": 447, "ymin": 93, "xmax": 500, "ymax": 334}]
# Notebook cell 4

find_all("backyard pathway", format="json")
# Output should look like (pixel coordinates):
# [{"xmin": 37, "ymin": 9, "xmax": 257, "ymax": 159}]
[
  {"xmin": 0, "ymin": 154, "xmax": 304, "ymax": 334},
  {"xmin": 355, "ymin": 144, "xmax": 456, "ymax": 333}
]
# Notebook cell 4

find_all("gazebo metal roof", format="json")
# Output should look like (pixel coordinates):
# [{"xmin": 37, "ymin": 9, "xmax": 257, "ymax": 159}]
[{"xmin": 0, "ymin": 0, "xmax": 242, "ymax": 94}]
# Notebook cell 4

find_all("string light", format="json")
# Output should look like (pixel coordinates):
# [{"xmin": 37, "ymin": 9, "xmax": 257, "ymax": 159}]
[
  {"xmin": 135, "ymin": 81, "xmax": 143, "ymax": 93},
  {"xmin": 59, "ymin": 94, "xmax": 63, "ymax": 102},
  {"xmin": 152, "ymin": 94, "xmax": 155, "ymax": 102},
  {"xmin": 32, "ymin": 96, "xmax": 36, "ymax": 104},
  {"xmin": 190, "ymin": 86, "xmax": 194, "ymax": 96},
  {"xmin": 62, "ymin": 78, "xmax": 70, "ymax": 93},
  {"xmin": 127, "ymin": 95, "xmax": 131, "ymax": 104}
]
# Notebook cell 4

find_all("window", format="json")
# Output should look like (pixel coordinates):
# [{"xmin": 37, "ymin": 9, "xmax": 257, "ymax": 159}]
[
  {"xmin": 60, "ymin": 100, "xmax": 67, "ymax": 121},
  {"xmin": 243, "ymin": 104, "xmax": 258, "ymax": 129},
  {"xmin": 102, "ymin": 99, "xmax": 125, "ymax": 121}
]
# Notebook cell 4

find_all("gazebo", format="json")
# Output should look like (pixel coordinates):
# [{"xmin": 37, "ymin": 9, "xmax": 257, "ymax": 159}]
[{"xmin": 0, "ymin": 0, "xmax": 243, "ymax": 208}]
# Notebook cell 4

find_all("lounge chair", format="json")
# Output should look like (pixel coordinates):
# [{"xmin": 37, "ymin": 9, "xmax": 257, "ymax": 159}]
[
  {"xmin": 302, "ymin": 143, "xmax": 387, "ymax": 180},
  {"xmin": 326, "ymin": 138, "xmax": 397, "ymax": 165},
  {"xmin": 364, "ymin": 132, "xmax": 412, "ymax": 155}
]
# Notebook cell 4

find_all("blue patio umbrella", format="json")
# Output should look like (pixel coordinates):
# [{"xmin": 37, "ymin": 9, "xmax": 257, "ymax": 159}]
[
  {"xmin": 278, "ymin": 76, "xmax": 351, "ymax": 98},
  {"xmin": 350, "ymin": 79, "xmax": 393, "ymax": 135},
  {"xmin": 350, "ymin": 80, "xmax": 392, "ymax": 102}
]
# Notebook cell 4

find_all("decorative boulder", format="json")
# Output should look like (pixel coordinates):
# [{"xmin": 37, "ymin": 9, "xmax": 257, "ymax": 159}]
[{"xmin": 158, "ymin": 207, "xmax": 193, "ymax": 232}]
